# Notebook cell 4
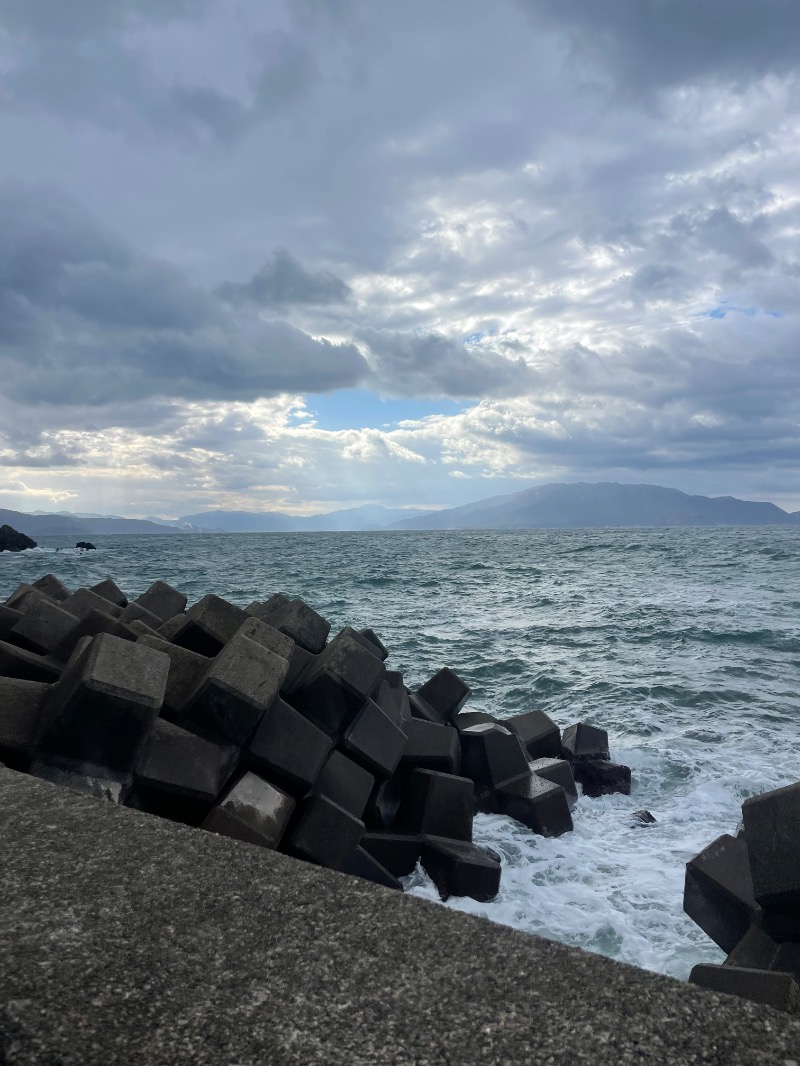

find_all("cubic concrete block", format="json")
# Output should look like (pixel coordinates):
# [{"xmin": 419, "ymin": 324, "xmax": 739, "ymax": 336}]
[
  {"xmin": 341, "ymin": 846, "xmax": 403, "ymax": 891},
  {"xmin": 562, "ymin": 723, "xmax": 610, "ymax": 762},
  {"xmin": 9, "ymin": 596, "xmax": 79, "ymax": 656},
  {"xmin": 272, "ymin": 598, "xmax": 331, "ymax": 654},
  {"xmin": 341, "ymin": 698, "xmax": 407, "ymax": 778},
  {"xmin": 126, "ymin": 619, "xmax": 159, "ymax": 638},
  {"xmin": 245, "ymin": 593, "xmax": 290, "ymax": 625},
  {"xmin": 359, "ymin": 628, "xmax": 388, "ymax": 661},
  {"xmin": 119, "ymin": 602, "xmax": 163, "ymax": 630},
  {"xmin": 156, "ymin": 614, "xmax": 187, "ymax": 641},
  {"xmin": 688, "ymin": 964, "xmax": 800, "ymax": 1015},
  {"xmin": 0, "ymin": 604, "xmax": 22, "ymax": 641},
  {"xmin": 0, "ymin": 639, "xmax": 62, "ymax": 683},
  {"xmin": 130, "ymin": 719, "xmax": 238, "ymax": 825},
  {"xmin": 313, "ymin": 750, "xmax": 374, "ymax": 818},
  {"xmin": 36, "ymin": 633, "xmax": 170, "ymax": 777},
  {"xmin": 32, "ymin": 574, "xmax": 70, "ymax": 601},
  {"xmin": 395, "ymin": 768, "xmax": 474, "ymax": 841},
  {"xmin": 493, "ymin": 774, "xmax": 574, "ymax": 837},
  {"xmin": 51, "ymin": 608, "xmax": 137, "ymax": 662},
  {"xmin": 529, "ymin": 757, "xmax": 578, "ymax": 808},
  {"xmin": 134, "ymin": 718, "xmax": 237, "ymax": 801},
  {"xmin": 398, "ymin": 718, "xmax": 461, "ymax": 776},
  {"xmin": 281, "ymin": 644, "xmax": 315, "ymax": 697},
  {"xmin": 173, "ymin": 595, "xmax": 248, "ymax": 656},
  {"xmin": 338, "ymin": 626, "xmax": 385, "ymax": 660},
  {"xmin": 453, "ymin": 711, "xmax": 498, "ymax": 732},
  {"xmin": 283, "ymin": 793, "xmax": 365, "ymax": 871},
  {"xmin": 363, "ymin": 774, "xmax": 406, "ymax": 831},
  {"xmin": 204, "ymin": 772, "xmax": 295, "ymax": 849},
  {"xmin": 291, "ymin": 631, "xmax": 385, "ymax": 736},
  {"xmin": 247, "ymin": 698, "xmax": 332, "ymax": 792},
  {"xmin": 0, "ymin": 677, "xmax": 48, "ymax": 768},
  {"xmin": 683, "ymin": 833, "xmax": 758, "ymax": 954},
  {"xmin": 361, "ymin": 832, "xmax": 421, "ymax": 877},
  {"xmin": 459, "ymin": 723, "xmax": 530, "ymax": 799},
  {"xmin": 235, "ymin": 616, "xmax": 294, "ymax": 661},
  {"xmin": 4, "ymin": 583, "xmax": 40, "ymax": 610},
  {"xmin": 88, "ymin": 578, "xmax": 128, "ymax": 608},
  {"xmin": 135, "ymin": 580, "xmax": 188, "ymax": 623},
  {"xmin": 416, "ymin": 667, "xmax": 471, "ymax": 723},
  {"xmin": 61, "ymin": 587, "xmax": 123, "ymax": 621},
  {"xmin": 726, "ymin": 924, "xmax": 800, "ymax": 982},
  {"xmin": 504, "ymin": 710, "xmax": 561, "ymax": 759},
  {"xmin": 136, "ymin": 635, "xmax": 209, "ymax": 723},
  {"xmin": 374, "ymin": 671, "xmax": 411, "ymax": 728},
  {"xmin": 181, "ymin": 634, "xmax": 288, "ymax": 746},
  {"xmin": 742, "ymin": 782, "xmax": 800, "ymax": 912},
  {"xmin": 408, "ymin": 692, "xmax": 445, "ymax": 724},
  {"xmin": 420, "ymin": 836, "xmax": 501, "ymax": 902},
  {"xmin": 28, "ymin": 760, "xmax": 130, "ymax": 804},
  {"xmin": 573, "ymin": 760, "xmax": 632, "ymax": 798}
]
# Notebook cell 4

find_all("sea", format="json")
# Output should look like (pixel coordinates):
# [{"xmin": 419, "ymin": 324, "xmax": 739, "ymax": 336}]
[{"xmin": 2, "ymin": 526, "xmax": 798, "ymax": 981}]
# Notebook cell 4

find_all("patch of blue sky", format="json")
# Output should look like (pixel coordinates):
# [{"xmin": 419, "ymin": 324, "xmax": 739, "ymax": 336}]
[
  {"xmin": 295, "ymin": 389, "xmax": 466, "ymax": 430},
  {"xmin": 701, "ymin": 304, "xmax": 785, "ymax": 320}
]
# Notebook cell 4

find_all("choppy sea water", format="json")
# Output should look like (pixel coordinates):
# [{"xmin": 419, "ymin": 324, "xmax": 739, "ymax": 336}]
[{"xmin": 3, "ymin": 526, "xmax": 799, "ymax": 980}]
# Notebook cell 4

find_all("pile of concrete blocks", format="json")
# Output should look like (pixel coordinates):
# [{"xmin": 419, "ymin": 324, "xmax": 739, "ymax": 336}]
[
  {"xmin": 685, "ymin": 782, "xmax": 800, "ymax": 1014},
  {"xmin": 0, "ymin": 573, "xmax": 631, "ymax": 904}
]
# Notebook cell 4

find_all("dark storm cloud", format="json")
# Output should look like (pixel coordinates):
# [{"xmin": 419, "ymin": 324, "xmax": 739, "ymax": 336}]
[
  {"xmin": 519, "ymin": 0, "xmax": 800, "ymax": 93},
  {"xmin": 359, "ymin": 328, "xmax": 536, "ymax": 399},
  {"xmin": 217, "ymin": 250, "xmax": 352, "ymax": 309},
  {"xmin": 0, "ymin": 185, "xmax": 369, "ymax": 405}
]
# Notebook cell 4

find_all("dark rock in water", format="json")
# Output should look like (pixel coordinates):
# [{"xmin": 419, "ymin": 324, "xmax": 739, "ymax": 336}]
[
  {"xmin": 742, "ymin": 781, "xmax": 800, "ymax": 912},
  {"xmin": 420, "ymin": 835, "xmax": 501, "ymax": 902},
  {"xmin": 0, "ymin": 525, "xmax": 36, "ymax": 552},
  {"xmin": 573, "ymin": 760, "xmax": 631, "ymax": 798},
  {"xmin": 632, "ymin": 809, "xmax": 656, "ymax": 826},
  {"xmin": 689, "ymin": 963, "xmax": 800, "ymax": 1015},
  {"xmin": 75, "ymin": 541, "xmax": 96, "ymax": 550},
  {"xmin": 683, "ymin": 833, "xmax": 757, "ymax": 954}
]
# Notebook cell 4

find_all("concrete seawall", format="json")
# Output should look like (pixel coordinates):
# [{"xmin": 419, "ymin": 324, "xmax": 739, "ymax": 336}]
[{"xmin": 2, "ymin": 767, "xmax": 799, "ymax": 1065}]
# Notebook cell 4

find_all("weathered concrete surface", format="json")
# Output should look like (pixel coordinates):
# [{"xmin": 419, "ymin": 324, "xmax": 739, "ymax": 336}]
[{"xmin": 1, "ymin": 767, "xmax": 799, "ymax": 1066}]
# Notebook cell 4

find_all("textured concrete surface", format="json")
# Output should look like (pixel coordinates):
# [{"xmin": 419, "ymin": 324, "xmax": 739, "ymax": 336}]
[{"xmin": 2, "ymin": 767, "xmax": 800, "ymax": 1065}]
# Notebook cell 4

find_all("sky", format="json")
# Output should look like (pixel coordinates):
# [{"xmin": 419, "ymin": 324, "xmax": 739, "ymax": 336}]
[{"xmin": 1, "ymin": 0, "xmax": 799, "ymax": 518}]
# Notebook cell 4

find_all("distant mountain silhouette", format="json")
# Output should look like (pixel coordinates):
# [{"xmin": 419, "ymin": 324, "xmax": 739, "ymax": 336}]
[
  {"xmin": 179, "ymin": 504, "xmax": 429, "ymax": 532},
  {"xmin": 390, "ymin": 483, "xmax": 799, "ymax": 530},
  {"xmin": 0, "ymin": 508, "xmax": 187, "ymax": 537}
]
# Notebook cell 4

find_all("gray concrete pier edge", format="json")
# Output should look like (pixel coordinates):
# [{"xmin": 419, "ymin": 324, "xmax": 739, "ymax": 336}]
[{"xmin": 2, "ymin": 768, "xmax": 799, "ymax": 1065}]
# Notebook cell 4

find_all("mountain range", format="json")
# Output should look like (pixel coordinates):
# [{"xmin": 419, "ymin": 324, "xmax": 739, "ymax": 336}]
[
  {"xmin": 389, "ymin": 483, "xmax": 800, "ymax": 529},
  {"xmin": 2, "ymin": 484, "xmax": 798, "ymax": 539}
]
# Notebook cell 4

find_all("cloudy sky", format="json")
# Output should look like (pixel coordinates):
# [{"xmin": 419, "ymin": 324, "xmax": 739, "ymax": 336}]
[{"xmin": 1, "ymin": 0, "xmax": 799, "ymax": 518}]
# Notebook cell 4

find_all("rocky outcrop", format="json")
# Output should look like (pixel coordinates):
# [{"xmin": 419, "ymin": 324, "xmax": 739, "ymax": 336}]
[{"xmin": 0, "ymin": 525, "xmax": 36, "ymax": 553}]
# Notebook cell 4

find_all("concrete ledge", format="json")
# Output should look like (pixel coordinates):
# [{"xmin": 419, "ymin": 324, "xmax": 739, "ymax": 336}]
[{"xmin": 2, "ymin": 768, "xmax": 799, "ymax": 1065}]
